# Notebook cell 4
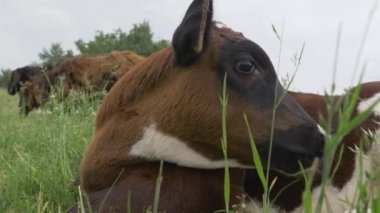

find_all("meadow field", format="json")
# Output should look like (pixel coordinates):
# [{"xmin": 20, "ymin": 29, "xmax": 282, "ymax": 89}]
[
  {"xmin": 0, "ymin": 88, "xmax": 99, "ymax": 212},
  {"xmin": 0, "ymin": 85, "xmax": 379, "ymax": 213}
]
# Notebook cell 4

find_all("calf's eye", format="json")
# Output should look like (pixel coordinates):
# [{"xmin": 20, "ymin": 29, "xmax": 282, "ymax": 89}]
[{"xmin": 235, "ymin": 60, "xmax": 257, "ymax": 74}]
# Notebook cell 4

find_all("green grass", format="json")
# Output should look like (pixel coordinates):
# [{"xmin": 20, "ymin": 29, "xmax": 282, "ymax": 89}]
[
  {"xmin": 0, "ymin": 88, "xmax": 98, "ymax": 212},
  {"xmin": 0, "ymin": 81, "xmax": 379, "ymax": 213}
]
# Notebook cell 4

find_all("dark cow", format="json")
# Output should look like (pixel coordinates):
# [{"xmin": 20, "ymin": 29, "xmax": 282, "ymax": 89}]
[{"xmin": 7, "ymin": 65, "xmax": 41, "ymax": 95}]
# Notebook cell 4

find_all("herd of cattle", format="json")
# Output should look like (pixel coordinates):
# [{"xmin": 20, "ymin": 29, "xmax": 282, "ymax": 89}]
[
  {"xmin": 7, "ymin": 51, "xmax": 145, "ymax": 114},
  {"xmin": 4, "ymin": 0, "xmax": 380, "ymax": 212}
]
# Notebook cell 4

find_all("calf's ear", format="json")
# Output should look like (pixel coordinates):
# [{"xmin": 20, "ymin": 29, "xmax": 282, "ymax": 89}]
[{"xmin": 172, "ymin": 0, "xmax": 213, "ymax": 67}]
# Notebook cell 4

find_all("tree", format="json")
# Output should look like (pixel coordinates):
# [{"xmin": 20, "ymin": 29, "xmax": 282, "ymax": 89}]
[
  {"xmin": 38, "ymin": 43, "xmax": 73, "ymax": 67},
  {"xmin": 76, "ymin": 30, "xmax": 124, "ymax": 56},
  {"xmin": 0, "ymin": 69, "xmax": 11, "ymax": 89},
  {"xmin": 123, "ymin": 22, "xmax": 155, "ymax": 55},
  {"xmin": 153, "ymin": 39, "xmax": 170, "ymax": 52},
  {"xmin": 75, "ymin": 21, "xmax": 170, "ymax": 56}
]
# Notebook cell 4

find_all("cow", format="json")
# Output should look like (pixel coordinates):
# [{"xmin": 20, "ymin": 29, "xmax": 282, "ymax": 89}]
[
  {"xmin": 19, "ymin": 51, "xmax": 145, "ymax": 115},
  {"xmin": 58, "ymin": 51, "xmax": 145, "ymax": 97},
  {"xmin": 73, "ymin": 0, "xmax": 324, "ymax": 212},
  {"xmin": 7, "ymin": 65, "xmax": 42, "ymax": 113}
]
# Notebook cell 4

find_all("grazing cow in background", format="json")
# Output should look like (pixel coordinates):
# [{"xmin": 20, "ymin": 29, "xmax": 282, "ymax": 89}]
[
  {"xmin": 244, "ymin": 81, "xmax": 380, "ymax": 212},
  {"xmin": 19, "ymin": 67, "xmax": 58, "ymax": 115},
  {"xmin": 58, "ymin": 51, "xmax": 145, "ymax": 96},
  {"xmin": 74, "ymin": 0, "xmax": 324, "ymax": 212},
  {"xmin": 7, "ymin": 66, "xmax": 43, "ymax": 114},
  {"xmin": 19, "ymin": 51, "xmax": 145, "ymax": 115},
  {"xmin": 7, "ymin": 65, "xmax": 41, "ymax": 95}
]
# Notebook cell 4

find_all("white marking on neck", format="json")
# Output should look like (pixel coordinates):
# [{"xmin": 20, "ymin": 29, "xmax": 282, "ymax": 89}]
[
  {"xmin": 357, "ymin": 92, "xmax": 380, "ymax": 116},
  {"xmin": 130, "ymin": 124, "xmax": 250, "ymax": 169}
]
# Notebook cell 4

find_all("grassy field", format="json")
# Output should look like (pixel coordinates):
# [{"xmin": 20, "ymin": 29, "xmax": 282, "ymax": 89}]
[
  {"xmin": 0, "ymin": 88, "xmax": 99, "ymax": 212},
  {"xmin": 0, "ymin": 83, "xmax": 379, "ymax": 213}
]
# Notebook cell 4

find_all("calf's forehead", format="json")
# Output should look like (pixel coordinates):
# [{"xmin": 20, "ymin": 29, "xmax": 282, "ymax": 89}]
[{"xmin": 212, "ymin": 25, "xmax": 275, "ymax": 68}]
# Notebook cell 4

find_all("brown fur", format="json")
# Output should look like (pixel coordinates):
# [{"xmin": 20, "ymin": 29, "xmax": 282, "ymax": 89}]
[
  {"xmin": 59, "ymin": 51, "xmax": 145, "ymax": 96},
  {"xmin": 77, "ymin": 1, "xmax": 324, "ymax": 212},
  {"xmin": 80, "ymin": 25, "xmax": 321, "ymax": 192},
  {"xmin": 245, "ymin": 81, "xmax": 380, "ymax": 211},
  {"xmin": 72, "ymin": 163, "xmax": 245, "ymax": 213},
  {"xmin": 72, "ymin": 81, "xmax": 380, "ymax": 213},
  {"xmin": 19, "ymin": 69, "xmax": 59, "ymax": 114},
  {"xmin": 81, "ymin": 42, "xmax": 224, "ymax": 192},
  {"xmin": 19, "ymin": 51, "xmax": 145, "ymax": 114}
]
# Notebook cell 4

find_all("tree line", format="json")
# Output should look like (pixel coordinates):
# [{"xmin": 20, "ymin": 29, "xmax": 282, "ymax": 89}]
[{"xmin": 0, "ymin": 21, "xmax": 169, "ymax": 88}]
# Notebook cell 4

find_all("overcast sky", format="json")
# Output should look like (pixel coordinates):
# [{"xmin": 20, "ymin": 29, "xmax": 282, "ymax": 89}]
[{"xmin": 0, "ymin": 0, "xmax": 379, "ymax": 93}]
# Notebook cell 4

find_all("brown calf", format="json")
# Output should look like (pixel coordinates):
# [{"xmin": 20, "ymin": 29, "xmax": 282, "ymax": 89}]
[{"xmin": 75, "ymin": 0, "xmax": 324, "ymax": 212}]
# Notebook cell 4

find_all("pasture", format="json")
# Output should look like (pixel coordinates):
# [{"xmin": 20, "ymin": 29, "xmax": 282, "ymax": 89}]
[
  {"xmin": 1, "ymin": 85, "xmax": 380, "ymax": 213},
  {"xmin": 0, "ymin": 71, "xmax": 380, "ymax": 213},
  {"xmin": 0, "ymin": 0, "xmax": 379, "ymax": 211},
  {"xmin": 0, "ymin": 88, "xmax": 97, "ymax": 212}
]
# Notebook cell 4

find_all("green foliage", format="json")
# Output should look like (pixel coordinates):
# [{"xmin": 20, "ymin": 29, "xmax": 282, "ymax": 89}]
[
  {"xmin": 75, "ymin": 30, "xmax": 123, "ymax": 56},
  {"xmin": 0, "ymin": 69, "xmax": 12, "ymax": 88},
  {"xmin": 75, "ymin": 21, "xmax": 169, "ymax": 56},
  {"xmin": 0, "ymin": 88, "xmax": 97, "ymax": 212},
  {"xmin": 38, "ymin": 43, "xmax": 73, "ymax": 67}
]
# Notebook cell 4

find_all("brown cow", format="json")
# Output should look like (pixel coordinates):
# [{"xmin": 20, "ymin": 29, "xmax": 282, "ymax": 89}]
[
  {"xmin": 74, "ymin": 0, "xmax": 324, "ymax": 212},
  {"xmin": 58, "ymin": 51, "xmax": 145, "ymax": 96},
  {"xmin": 20, "ymin": 51, "xmax": 145, "ymax": 115}
]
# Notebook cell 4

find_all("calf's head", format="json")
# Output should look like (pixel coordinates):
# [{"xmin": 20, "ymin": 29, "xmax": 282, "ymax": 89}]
[{"xmin": 99, "ymin": 0, "xmax": 324, "ymax": 175}]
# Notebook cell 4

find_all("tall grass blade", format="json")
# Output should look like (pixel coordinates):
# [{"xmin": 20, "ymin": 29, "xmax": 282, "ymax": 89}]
[
  {"xmin": 220, "ymin": 73, "xmax": 230, "ymax": 212},
  {"xmin": 243, "ymin": 114, "xmax": 266, "ymax": 191},
  {"xmin": 153, "ymin": 161, "xmax": 164, "ymax": 213}
]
